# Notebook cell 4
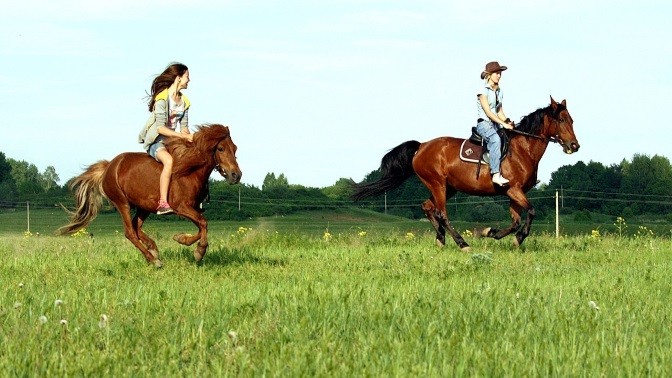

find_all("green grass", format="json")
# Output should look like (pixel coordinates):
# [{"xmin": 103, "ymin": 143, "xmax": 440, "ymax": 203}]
[{"xmin": 1, "ymin": 220, "xmax": 671, "ymax": 376}]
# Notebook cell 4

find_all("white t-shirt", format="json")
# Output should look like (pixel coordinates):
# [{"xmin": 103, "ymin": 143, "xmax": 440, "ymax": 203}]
[{"xmin": 167, "ymin": 97, "xmax": 185, "ymax": 131}]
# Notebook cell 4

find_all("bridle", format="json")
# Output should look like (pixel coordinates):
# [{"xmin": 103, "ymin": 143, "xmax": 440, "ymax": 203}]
[
  {"xmin": 507, "ymin": 112, "xmax": 568, "ymax": 145},
  {"xmin": 212, "ymin": 136, "xmax": 230, "ymax": 178}
]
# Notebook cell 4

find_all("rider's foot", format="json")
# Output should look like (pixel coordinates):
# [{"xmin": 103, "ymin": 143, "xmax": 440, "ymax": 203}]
[
  {"xmin": 492, "ymin": 172, "xmax": 510, "ymax": 186},
  {"xmin": 157, "ymin": 200, "xmax": 174, "ymax": 215}
]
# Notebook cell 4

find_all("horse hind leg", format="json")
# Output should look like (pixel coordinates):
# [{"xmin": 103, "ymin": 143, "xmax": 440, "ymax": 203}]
[
  {"xmin": 422, "ymin": 186, "xmax": 469, "ymax": 251},
  {"xmin": 438, "ymin": 212, "xmax": 470, "ymax": 252},
  {"xmin": 422, "ymin": 199, "xmax": 446, "ymax": 247},
  {"xmin": 116, "ymin": 204, "xmax": 163, "ymax": 268},
  {"xmin": 133, "ymin": 210, "xmax": 159, "ymax": 259}
]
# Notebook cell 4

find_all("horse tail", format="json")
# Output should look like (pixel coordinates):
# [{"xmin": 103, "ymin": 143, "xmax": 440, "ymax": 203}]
[
  {"xmin": 55, "ymin": 161, "xmax": 109, "ymax": 235},
  {"xmin": 351, "ymin": 140, "xmax": 421, "ymax": 201}
]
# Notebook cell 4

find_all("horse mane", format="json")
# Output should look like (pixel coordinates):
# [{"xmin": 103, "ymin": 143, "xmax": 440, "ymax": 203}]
[
  {"xmin": 516, "ymin": 102, "xmax": 566, "ymax": 136},
  {"xmin": 165, "ymin": 124, "xmax": 230, "ymax": 178}
]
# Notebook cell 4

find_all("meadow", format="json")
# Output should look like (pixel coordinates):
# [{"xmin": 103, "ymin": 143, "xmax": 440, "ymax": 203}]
[{"xmin": 1, "ymin": 209, "xmax": 671, "ymax": 376}]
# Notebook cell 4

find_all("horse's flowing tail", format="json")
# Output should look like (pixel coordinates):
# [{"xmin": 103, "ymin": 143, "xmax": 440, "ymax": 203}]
[
  {"xmin": 55, "ymin": 161, "xmax": 109, "ymax": 235},
  {"xmin": 351, "ymin": 140, "xmax": 421, "ymax": 201}
]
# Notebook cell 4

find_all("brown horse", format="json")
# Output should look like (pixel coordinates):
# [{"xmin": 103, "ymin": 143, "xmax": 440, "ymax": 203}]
[
  {"xmin": 57, "ymin": 124, "xmax": 242, "ymax": 267},
  {"xmin": 352, "ymin": 97, "xmax": 579, "ymax": 250}
]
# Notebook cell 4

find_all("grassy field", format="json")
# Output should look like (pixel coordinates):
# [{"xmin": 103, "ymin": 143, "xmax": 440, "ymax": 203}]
[{"xmin": 1, "ymin": 210, "xmax": 671, "ymax": 376}]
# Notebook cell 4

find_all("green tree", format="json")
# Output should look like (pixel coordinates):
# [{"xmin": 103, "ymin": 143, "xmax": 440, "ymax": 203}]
[
  {"xmin": 321, "ymin": 178, "xmax": 353, "ymax": 200},
  {"xmin": 8, "ymin": 159, "xmax": 42, "ymax": 197},
  {"xmin": 262, "ymin": 172, "xmax": 289, "ymax": 191},
  {"xmin": 0, "ymin": 152, "xmax": 11, "ymax": 183},
  {"xmin": 621, "ymin": 154, "xmax": 672, "ymax": 214},
  {"xmin": 0, "ymin": 152, "xmax": 18, "ymax": 202},
  {"xmin": 41, "ymin": 166, "xmax": 60, "ymax": 191}
]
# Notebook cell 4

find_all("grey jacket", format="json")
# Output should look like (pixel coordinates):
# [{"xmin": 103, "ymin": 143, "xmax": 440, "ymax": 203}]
[{"xmin": 138, "ymin": 96, "xmax": 190, "ymax": 151}]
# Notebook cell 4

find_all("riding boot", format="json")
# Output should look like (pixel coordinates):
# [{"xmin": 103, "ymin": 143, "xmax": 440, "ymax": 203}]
[{"xmin": 492, "ymin": 172, "xmax": 510, "ymax": 186}]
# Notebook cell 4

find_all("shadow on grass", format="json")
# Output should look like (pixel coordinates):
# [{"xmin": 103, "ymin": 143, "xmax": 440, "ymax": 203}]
[{"xmin": 162, "ymin": 245, "xmax": 288, "ymax": 267}]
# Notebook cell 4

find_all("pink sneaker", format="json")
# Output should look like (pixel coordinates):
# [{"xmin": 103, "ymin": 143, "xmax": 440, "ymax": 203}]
[{"xmin": 157, "ymin": 200, "xmax": 174, "ymax": 215}]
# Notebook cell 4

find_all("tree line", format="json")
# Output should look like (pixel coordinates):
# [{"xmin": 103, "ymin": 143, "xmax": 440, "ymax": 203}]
[{"xmin": 1, "ymin": 151, "xmax": 671, "ymax": 222}]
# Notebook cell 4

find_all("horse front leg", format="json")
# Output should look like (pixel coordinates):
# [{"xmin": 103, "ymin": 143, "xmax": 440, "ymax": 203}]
[
  {"xmin": 172, "ymin": 208, "xmax": 209, "ymax": 262},
  {"xmin": 477, "ymin": 202, "xmax": 522, "ymax": 241},
  {"xmin": 514, "ymin": 204, "xmax": 535, "ymax": 247}
]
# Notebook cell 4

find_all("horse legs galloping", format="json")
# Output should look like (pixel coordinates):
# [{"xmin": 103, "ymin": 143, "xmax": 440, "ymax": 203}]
[
  {"xmin": 132, "ymin": 209, "xmax": 159, "ymax": 259},
  {"xmin": 478, "ymin": 189, "xmax": 535, "ymax": 247},
  {"xmin": 514, "ymin": 199, "xmax": 535, "ymax": 247},
  {"xmin": 422, "ymin": 198, "xmax": 446, "ymax": 246},
  {"xmin": 420, "ymin": 183, "xmax": 470, "ymax": 251},
  {"xmin": 171, "ymin": 206, "xmax": 209, "ymax": 262},
  {"xmin": 114, "ymin": 202, "xmax": 165, "ymax": 268}
]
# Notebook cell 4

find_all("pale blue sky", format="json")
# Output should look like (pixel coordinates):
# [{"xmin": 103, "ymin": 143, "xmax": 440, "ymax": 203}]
[{"xmin": 2, "ymin": 0, "xmax": 669, "ymax": 188}]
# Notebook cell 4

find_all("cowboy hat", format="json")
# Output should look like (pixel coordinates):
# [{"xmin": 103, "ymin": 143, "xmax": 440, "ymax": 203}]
[{"xmin": 480, "ymin": 61, "xmax": 508, "ymax": 79}]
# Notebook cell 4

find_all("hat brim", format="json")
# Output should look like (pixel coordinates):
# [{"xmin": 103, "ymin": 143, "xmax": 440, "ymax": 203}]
[{"xmin": 480, "ymin": 66, "xmax": 507, "ymax": 79}]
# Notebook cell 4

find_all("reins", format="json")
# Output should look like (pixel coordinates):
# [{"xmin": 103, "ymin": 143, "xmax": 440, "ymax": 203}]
[{"xmin": 507, "ymin": 128, "xmax": 550, "ymax": 141}]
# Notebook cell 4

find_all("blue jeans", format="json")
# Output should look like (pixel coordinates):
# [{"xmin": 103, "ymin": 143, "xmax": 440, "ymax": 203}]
[
  {"xmin": 147, "ymin": 136, "xmax": 167, "ymax": 161},
  {"xmin": 476, "ymin": 121, "xmax": 502, "ymax": 174}
]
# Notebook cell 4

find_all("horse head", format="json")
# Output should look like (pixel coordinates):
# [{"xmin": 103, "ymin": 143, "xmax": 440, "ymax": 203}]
[
  {"xmin": 547, "ymin": 96, "xmax": 580, "ymax": 154},
  {"xmin": 193, "ymin": 124, "xmax": 242, "ymax": 184},
  {"xmin": 213, "ymin": 128, "xmax": 242, "ymax": 184}
]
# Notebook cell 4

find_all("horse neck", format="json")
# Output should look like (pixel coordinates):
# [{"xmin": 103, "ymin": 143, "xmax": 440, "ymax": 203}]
[
  {"xmin": 510, "ymin": 135, "xmax": 549, "ymax": 172},
  {"xmin": 171, "ymin": 147, "xmax": 216, "ymax": 182}
]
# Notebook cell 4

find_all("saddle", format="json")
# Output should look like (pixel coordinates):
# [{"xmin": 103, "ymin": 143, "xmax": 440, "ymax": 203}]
[{"xmin": 459, "ymin": 127, "xmax": 510, "ymax": 178}]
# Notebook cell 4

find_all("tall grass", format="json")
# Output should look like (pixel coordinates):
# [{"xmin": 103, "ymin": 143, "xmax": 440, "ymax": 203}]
[{"xmin": 1, "ymin": 220, "xmax": 671, "ymax": 376}]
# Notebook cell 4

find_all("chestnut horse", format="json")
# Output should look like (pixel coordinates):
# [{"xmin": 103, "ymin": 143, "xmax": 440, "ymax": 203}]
[
  {"xmin": 352, "ymin": 97, "xmax": 579, "ymax": 250},
  {"xmin": 57, "ymin": 124, "xmax": 242, "ymax": 267}
]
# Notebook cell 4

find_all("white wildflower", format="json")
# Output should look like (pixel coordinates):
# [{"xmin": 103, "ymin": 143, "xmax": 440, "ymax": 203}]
[
  {"xmin": 589, "ymin": 300, "xmax": 600, "ymax": 311},
  {"xmin": 39, "ymin": 315, "xmax": 48, "ymax": 324},
  {"xmin": 227, "ymin": 330, "xmax": 238, "ymax": 345},
  {"xmin": 99, "ymin": 314, "xmax": 109, "ymax": 329},
  {"xmin": 54, "ymin": 299, "xmax": 64, "ymax": 307}
]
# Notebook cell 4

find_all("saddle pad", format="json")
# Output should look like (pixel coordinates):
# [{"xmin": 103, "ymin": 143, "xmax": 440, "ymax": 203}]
[{"xmin": 459, "ymin": 139, "xmax": 489, "ymax": 165}]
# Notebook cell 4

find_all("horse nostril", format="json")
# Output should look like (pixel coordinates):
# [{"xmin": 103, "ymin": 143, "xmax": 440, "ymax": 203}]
[{"xmin": 572, "ymin": 143, "xmax": 580, "ymax": 151}]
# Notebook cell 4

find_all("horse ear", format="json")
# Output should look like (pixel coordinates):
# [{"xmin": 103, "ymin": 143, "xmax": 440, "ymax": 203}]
[
  {"xmin": 561, "ymin": 99, "xmax": 567, "ymax": 107},
  {"xmin": 550, "ymin": 95, "xmax": 557, "ymax": 108}
]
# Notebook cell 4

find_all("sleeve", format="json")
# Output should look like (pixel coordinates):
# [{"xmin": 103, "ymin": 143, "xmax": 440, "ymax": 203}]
[
  {"xmin": 153, "ymin": 99, "xmax": 168, "ymax": 129},
  {"xmin": 139, "ymin": 99, "xmax": 168, "ymax": 149}
]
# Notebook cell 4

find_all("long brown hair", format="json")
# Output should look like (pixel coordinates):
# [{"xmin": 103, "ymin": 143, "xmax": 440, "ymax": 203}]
[{"xmin": 146, "ymin": 62, "xmax": 188, "ymax": 111}]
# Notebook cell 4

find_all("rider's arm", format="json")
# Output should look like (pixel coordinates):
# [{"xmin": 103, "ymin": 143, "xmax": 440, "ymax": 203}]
[
  {"xmin": 497, "ymin": 106, "xmax": 514, "ymax": 129},
  {"xmin": 478, "ymin": 95, "xmax": 512, "ymax": 129}
]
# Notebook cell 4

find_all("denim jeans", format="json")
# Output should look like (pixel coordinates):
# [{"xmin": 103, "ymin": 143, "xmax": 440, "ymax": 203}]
[
  {"xmin": 476, "ymin": 120, "xmax": 502, "ymax": 174},
  {"xmin": 148, "ymin": 136, "xmax": 167, "ymax": 161}
]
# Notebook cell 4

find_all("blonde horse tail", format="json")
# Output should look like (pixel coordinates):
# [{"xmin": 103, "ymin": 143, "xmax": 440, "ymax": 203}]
[{"xmin": 55, "ymin": 161, "xmax": 109, "ymax": 235}]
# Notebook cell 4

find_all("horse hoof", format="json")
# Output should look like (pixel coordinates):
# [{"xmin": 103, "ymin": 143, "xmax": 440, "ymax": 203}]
[
  {"xmin": 479, "ymin": 227, "xmax": 492, "ymax": 237},
  {"xmin": 435, "ymin": 239, "xmax": 445, "ymax": 247},
  {"xmin": 194, "ymin": 251, "xmax": 205, "ymax": 262},
  {"xmin": 152, "ymin": 259, "xmax": 164, "ymax": 269},
  {"xmin": 461, "ymin": 246, "xmax": 471, "ymax": 253},
  {"xmin": 149, "ymin": 249, "xmax": 160, "ymax": 259}
]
